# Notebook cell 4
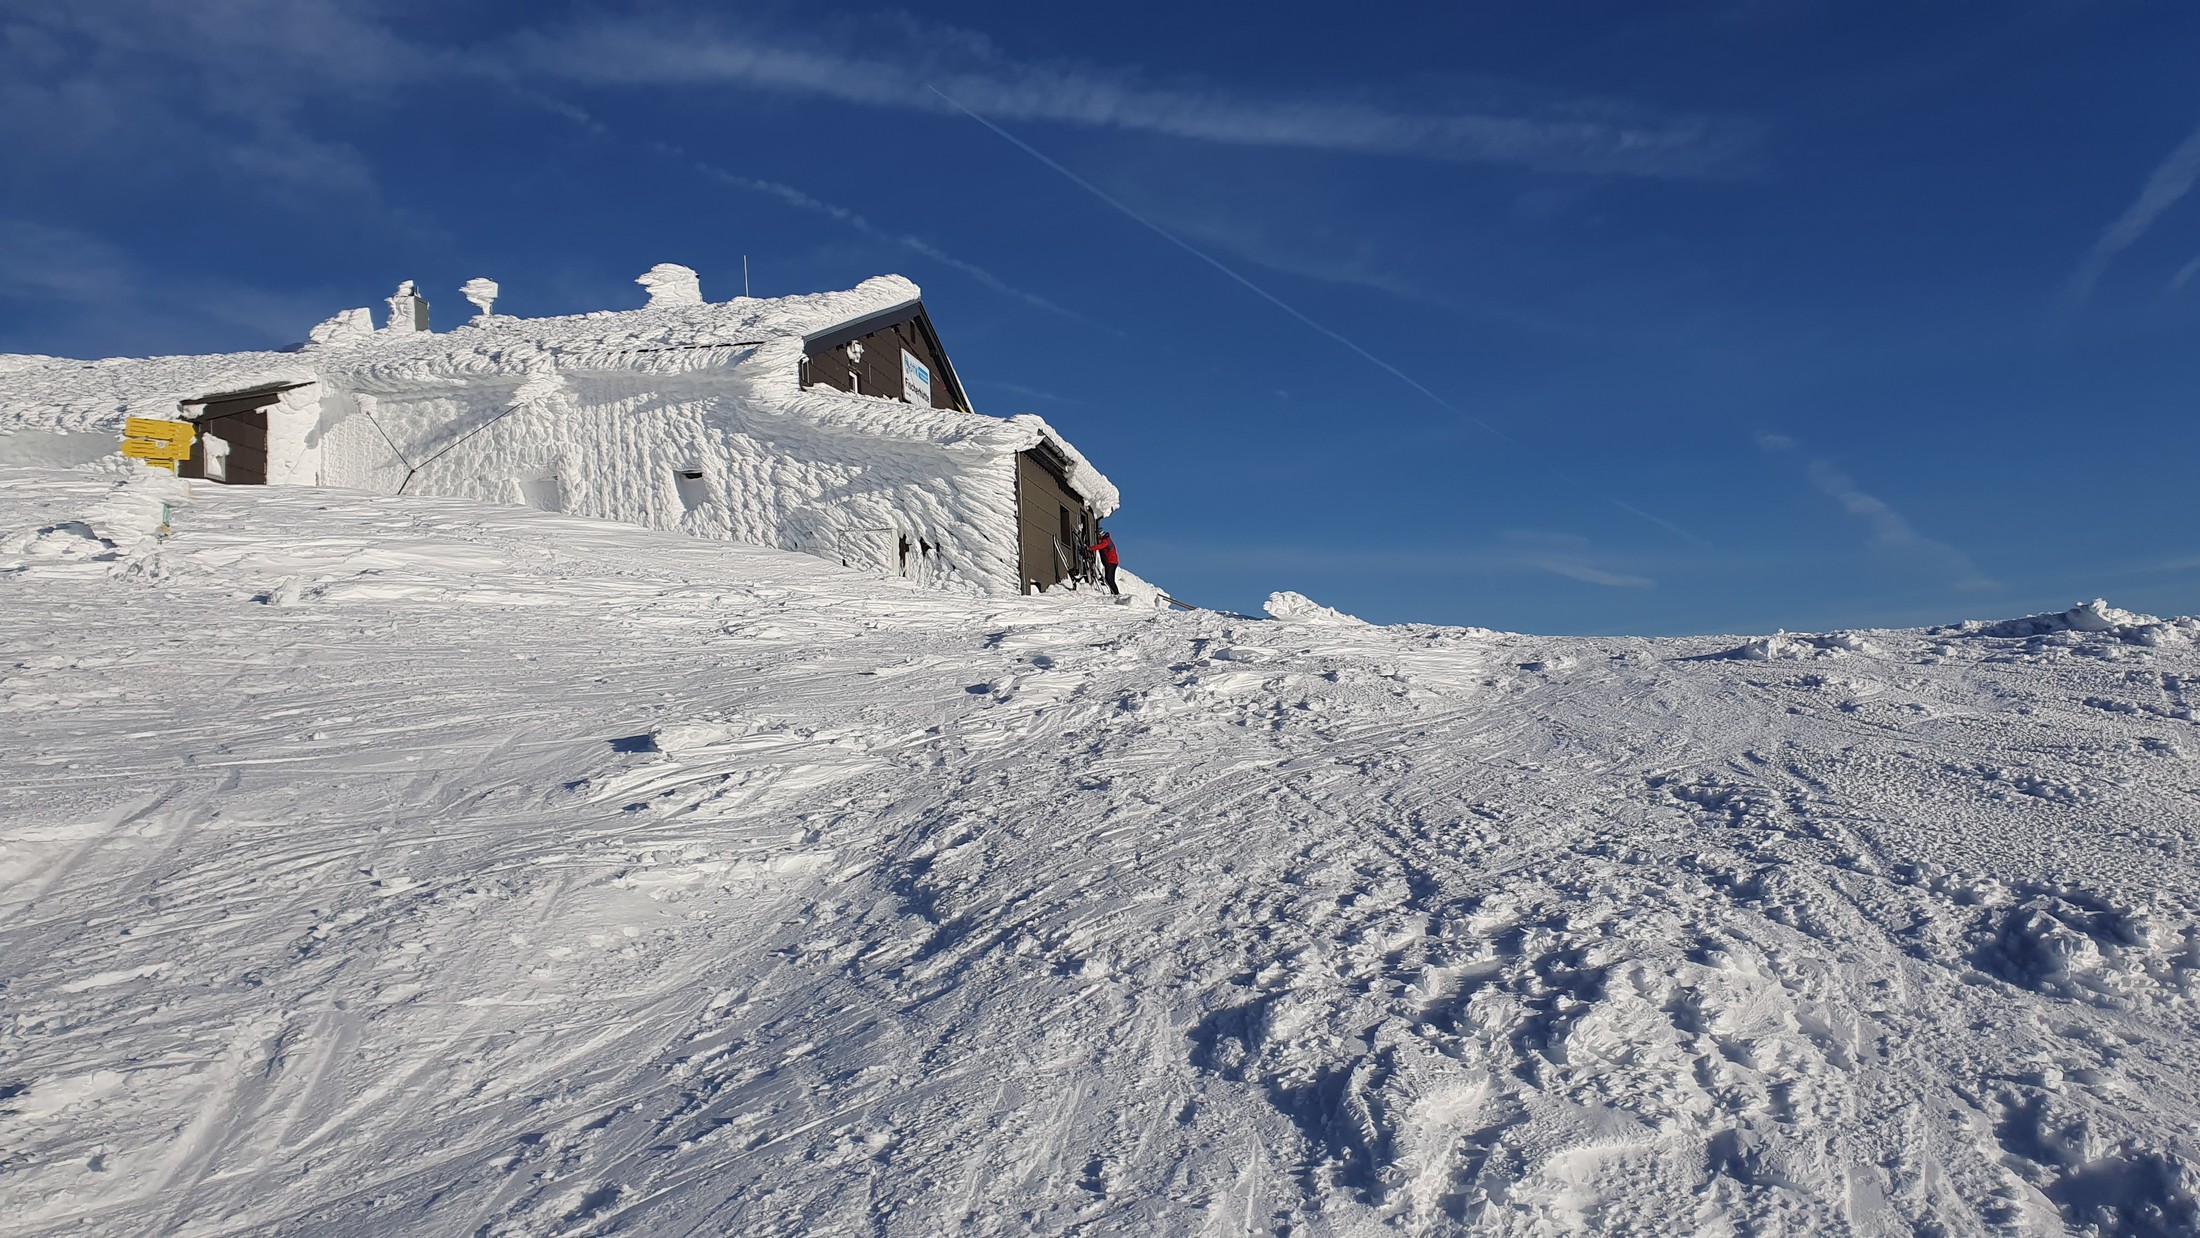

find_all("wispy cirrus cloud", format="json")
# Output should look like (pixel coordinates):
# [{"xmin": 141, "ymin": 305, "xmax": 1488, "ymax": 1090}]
[
  {"xmin": 977, "ymin": 379, "xmax": 1081, "ymax": 407},
  {"xmin": 2169, "ymin": 253, "xmax": 2200, "ymax": 294},
  {"xmin": 1499, "ymin": 531, "xmax": 1655, "ymax": 588},
  {"xmin": 1, "ymin": 5, "xmax": 1081, "ymax": 325},
  {"xmin": 0, "ymin": 2, "xmax": 1745, "ymax": 359},
  {"xmin": 0, "ymin": 219, "xmax": 136, "ymax": 307},
  {"xmin": 2068, "ymin": 118, "xmax": 2200, "ymax": 303},
  {"xmin": 509, "ymin": 16, "xmax": 1756, "ymax": 180},
  {"xmin": 12, "ymin": 5, "xmax": 1752, "ymax": 187},
  {"xmin": 636, "ymin": 138, "xmax": 1080, "ymax": 319},
  {"xmin": 1755, "ymin": 432, "xmax": 1997, "ymax": 591},
  {"xmin": 0, "ymin": 0, "xmax": 425, "ymax": 203},
  {"xmin": 0, "ymin": 218, "xmax": 342, "ymax": 352},
  {"xmin": 1142, "ymin": 531, "xmax": 1658, "ymax": 589}
]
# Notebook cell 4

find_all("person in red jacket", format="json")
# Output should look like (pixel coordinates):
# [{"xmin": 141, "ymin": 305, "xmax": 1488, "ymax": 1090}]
[{"xmin": 1085, "ymin": 525, "xmax": 1120, "ymax": 595}]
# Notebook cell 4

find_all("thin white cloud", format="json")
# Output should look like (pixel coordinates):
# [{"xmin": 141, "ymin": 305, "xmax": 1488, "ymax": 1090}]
[
  {"xmin": 0, "ymin": 0, "xmax": 453, "ymax": 229},
  {"xmin": 979, "ymin": 380, "xmax": 1080, "ymax": 406},
  {"xmin": 0, "ymin": 218, "xmax": 340, "ymax": 350},
  {"xmin": 921, "ymin": 91, "xmax": 1703, "ymax": 546},
  {"xmin": 1148, "ymin": 195, "xmax": 1597, "ymax": 338},
  {"xmin": 1501, "ymin": 531, "xmax": 1655, "ymax": 588},
  {"xmin": 509, "ymin": 17, "xmax": 1755, "ymax": 179},
  {"xmin": 2170, "ymin": 253, "xmax": 2200, "ymax": 293},
  {"xmin": 2069, "ymin": 118, "xmax": 2200, "ymax": 303},
  {"xmin": 3, "ymin": 4, "xmax": 1089, "ymax": 324},
  {"xmin": 1167, "ymin": 216, "xmax": 1445, "ymax": 307},
  {"xmin": 1132, "ymin": 532, "xmax": 1665, "ymax": 588},
  {"xmin": 0, "ymin": 219, "xmax": 136, "ymax": 305},
  {"xmin": 1757, "ymin": 433, "xmax": 1998, "ymax": 591},
  {"xmin": 627, "ymin": 137, "xmax": 1081, "ymax": 320},
  {"xmin": 1532, "ymin": 560, "xmax": 1657, "ymax": 589}
]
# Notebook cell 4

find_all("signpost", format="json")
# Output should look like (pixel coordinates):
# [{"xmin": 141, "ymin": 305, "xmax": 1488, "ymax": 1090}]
[
  {"xmin": 120, "ymin": 417, "xmax": 195, "ymax": 473},
  {"xmin": 120, "ymin": 417, "xmax": 195, "ymax": 536}
]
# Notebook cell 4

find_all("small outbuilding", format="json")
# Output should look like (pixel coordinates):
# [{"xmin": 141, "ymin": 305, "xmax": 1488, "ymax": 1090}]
[{"xmin": 0, "ymin": 269, "xmax": 1116, "ymax": 596}]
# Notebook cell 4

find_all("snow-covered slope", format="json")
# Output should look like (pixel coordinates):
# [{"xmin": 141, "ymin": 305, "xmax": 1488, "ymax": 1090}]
[{"xmin": 4, "ymin": 465, "xmax": 2198, "ymax": 1236}]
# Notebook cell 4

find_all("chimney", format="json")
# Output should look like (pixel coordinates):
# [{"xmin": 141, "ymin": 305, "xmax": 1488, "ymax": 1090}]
[{"xmin": 385, "ymin": 280, "xmax": 430, "ymax": 333}]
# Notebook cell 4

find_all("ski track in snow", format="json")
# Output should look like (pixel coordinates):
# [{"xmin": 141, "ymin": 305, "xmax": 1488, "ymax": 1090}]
[{"xmin": 3, "ymin": 466, "xmax": 2199, "ymax": 1235}]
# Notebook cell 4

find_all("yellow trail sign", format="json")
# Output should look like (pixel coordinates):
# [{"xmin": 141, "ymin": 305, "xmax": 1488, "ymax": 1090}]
[
  {"xmin": 124, "ymin": 416, "xmax": 196, "ymax": 447},
  {"xmin": 121, "ymin": 416, "xmax": 194, "ymax": 472},
  {"xmin": 120, "ymin": 438, "xmax": 190, "ymax": 463}
]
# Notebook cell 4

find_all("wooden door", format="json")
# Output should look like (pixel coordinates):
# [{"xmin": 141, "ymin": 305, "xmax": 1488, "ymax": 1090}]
[{"xmin": 180, "ymin": 403, "xmax": 271, "ymax": 485}]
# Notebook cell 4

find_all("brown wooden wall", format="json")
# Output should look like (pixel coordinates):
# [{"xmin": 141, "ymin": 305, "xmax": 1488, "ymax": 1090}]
[
  {"xmin": 1015, "ymin": 450, "xmax": 1096, "ymax": 592},
  {"xmin": 179, "ymin": 392, "xmax": 275, "ymax": 485},
  {"xmin": 803, "ymin": 318, "xmax": 961, "ymax": 410}
]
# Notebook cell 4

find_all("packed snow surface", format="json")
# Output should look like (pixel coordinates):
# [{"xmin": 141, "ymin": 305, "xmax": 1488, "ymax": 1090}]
[{"xmin": 5, "ymin": 465, "xmax": 2200, "ymax": 1236}]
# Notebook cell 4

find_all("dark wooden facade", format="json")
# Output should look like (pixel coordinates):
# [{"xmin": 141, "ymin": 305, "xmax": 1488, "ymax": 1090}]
[
  {"xmin": 179, "ymin": 387, "xmax": 289, "ymax": 485},
  {"xmin": 1016, "ymin": 443, "xmax": 1097, "ymax": 593},
  {"xmin": 799, "ymin": 303, "xmax": 971, "ymax": 412},
  {"xmin": 803, "ymin": 299, "xmax": 1100, "ymax": 593}
]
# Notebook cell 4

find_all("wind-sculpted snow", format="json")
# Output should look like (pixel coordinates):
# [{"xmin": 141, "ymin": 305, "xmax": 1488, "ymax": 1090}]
[
  {"xmin": 0, "ymin": 275, "xmax": 1118, "ymax": 596},
  {"xmin": 4, "ymin": 465, "xmax": 2200, "ymax": 1235}
]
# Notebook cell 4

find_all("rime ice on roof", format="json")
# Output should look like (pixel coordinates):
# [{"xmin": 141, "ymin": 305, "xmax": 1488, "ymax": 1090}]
[
  {"xmin": 459, "ymin": 278, "xmax": 499, "ymax": 322},
  {"xmin": 0, "ymin": 272, "xmax": 1118, "ymax": 597},
  {"xmin": 305, "ymin": 308, "xmax": 375, "ymax": 348},
  {"xmin": 636, "ymin": 264, "xmax": 703, "ymax": 308}
]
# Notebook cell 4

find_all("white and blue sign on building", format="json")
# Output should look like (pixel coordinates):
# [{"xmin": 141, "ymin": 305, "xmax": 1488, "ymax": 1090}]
[{"xmin": 901, "ymin": 349, "xmax": 932, "ymax": 407}]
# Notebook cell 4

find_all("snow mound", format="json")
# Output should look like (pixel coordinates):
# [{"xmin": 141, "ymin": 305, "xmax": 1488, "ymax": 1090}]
[
  {"xmin": 1966, "ymin": 881, "xmax": 2192, "ymax": 1005},
  {"xmin": 1955, "ymin": 599, "xmax": 2196, "ymax": 648},
  {"xmin": 0, "ymin": 520, "xmax": 116, "ymax": 566},
  {"xmin": 0, "ymin": 428, "xmax": 121, "ymax": 468},
  {"xmin": 1713, "ymin": 630, "xmax": 1873, "ymax": 660},
  {"xmin": 1, "ymin": 466, "xmax": 187, "ymax": 571},
  {"xmin": 74, "ymin": 467, "xmax": 190, "ymax": 548},
  {"xmin": 648, "ymin": 720, "xmax": 742, "ymax": 755},
  {"xmin": 1264, "ymin": 590, "xmax": 1368, "ymax": 625}
]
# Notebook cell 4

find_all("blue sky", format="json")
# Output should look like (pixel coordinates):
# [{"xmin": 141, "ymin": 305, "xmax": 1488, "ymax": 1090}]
[{"xmin": 4, "ymin": 1, "xmax": 2198, "ymax": 634}]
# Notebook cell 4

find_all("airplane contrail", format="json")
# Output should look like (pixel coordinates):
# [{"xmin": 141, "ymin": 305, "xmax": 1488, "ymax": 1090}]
[{"xmin": 927, "ymin": 84, "xmax": 1710, "ymax": 548}]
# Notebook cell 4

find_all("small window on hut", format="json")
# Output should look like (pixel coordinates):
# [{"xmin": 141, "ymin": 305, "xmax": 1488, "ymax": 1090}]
[
  {"xmin": 673, "ymin": 468, "xmax": 710, "ymax": 511},
  {"xmin": 521, "ymin": 475, "xmax": 564, "ymax": 512}
]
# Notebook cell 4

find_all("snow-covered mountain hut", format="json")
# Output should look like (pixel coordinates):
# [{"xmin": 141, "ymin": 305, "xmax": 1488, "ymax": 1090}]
[{"xmin": 0, "ymin": 269, "xmax": 1115, "ymax": 594}]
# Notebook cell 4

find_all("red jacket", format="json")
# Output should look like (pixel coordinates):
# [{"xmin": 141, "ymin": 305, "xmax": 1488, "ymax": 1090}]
[{"xmin": 1086, "ymin": 533, "xmax": 1118, "ymax": 566}]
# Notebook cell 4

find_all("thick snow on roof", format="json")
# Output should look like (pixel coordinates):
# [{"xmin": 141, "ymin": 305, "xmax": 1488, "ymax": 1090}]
[
  {"xmin": 0, "ymin": 275, "xmax": 924, "ymax": 433},
  {"xmin": 0, "ymin": 272, "xmax": 1119, "ymax": 533},
  {"xmin": 5, "ymin": 467, "xmax": 2200, "ymax": 1234}
]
